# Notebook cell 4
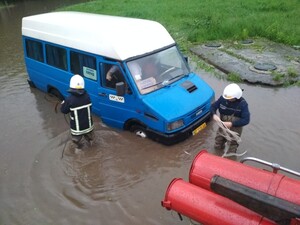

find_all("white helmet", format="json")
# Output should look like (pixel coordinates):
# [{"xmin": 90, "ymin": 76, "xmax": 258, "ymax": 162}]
[
  {"xmin": 70, "ymin": 74, "xmax": 84, "ymax": 89},
  {"xmin": 222, "ymin": 83, "xmax": 243, "ymax": 99}
]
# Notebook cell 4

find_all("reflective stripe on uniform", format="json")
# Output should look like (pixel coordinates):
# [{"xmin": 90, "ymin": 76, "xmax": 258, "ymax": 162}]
[
  {"xmin": 69, "ymin": 103, "xmax": 93, "ymax": 135},
  {"xmin": 71, "ymin": 125, "xmax": 94, "ymax": 135}
]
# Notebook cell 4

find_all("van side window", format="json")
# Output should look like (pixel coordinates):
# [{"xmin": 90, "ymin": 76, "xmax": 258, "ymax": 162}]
[
  {"xmin": 25, "ymin": 39, "xmax": 44, "ymax": 62},
  {"xmin": 45, "ymin": 44, "xmax": 67, "ymax": 71},
  {"xmin": 70, "ymin": 51, "xmax": 97, "ymax": 81},
  {"xmin": 103, "ymin": 63, "xmax": 125, "ymax": 89}
]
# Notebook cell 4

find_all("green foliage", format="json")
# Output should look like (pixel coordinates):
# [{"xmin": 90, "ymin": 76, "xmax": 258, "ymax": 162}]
[
  {"xmin": 270, "ymin": 69, "xmax": 300, "ymax": 86},
  {"xmin": 272, "ymin": 72, "xmax": 285, "ymax": 82},
  {"xmin": 60, "ymin": 1, "xmax": 300, "ymax": 86},
  {"xmin": 241, "ymin": 29, "xmax": 249, "ymax": 40},
  {"xmin": 295, "ymin": 80, "xmax": 300, "ymax": 87},
  {"xmin": 60, "ymin": 0, "xmax": 300, "ymax": 48},
  {"xmin": 227, "ymin": 72, "xmax": 243, "ymax": 82},
  {"xmin": 287, "ymin": 67, "xmax": 298, "ymax": 78}
]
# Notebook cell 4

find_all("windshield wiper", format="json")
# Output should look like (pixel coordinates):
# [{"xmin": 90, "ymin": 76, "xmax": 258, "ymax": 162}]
[
  {"xmin": 167, "ymin": 73, "xmax": 188, "ymax": 82},
  {"xmin": 141, "ymin": 73, "xmax": 189, "ymax": 90},
  {"xmin": 161, "ymin": 73, "xmax": 189, "ymax": 86},
  {"xmin": 141, "ymin": 81, "xmax": 163, "ymax": 90}
]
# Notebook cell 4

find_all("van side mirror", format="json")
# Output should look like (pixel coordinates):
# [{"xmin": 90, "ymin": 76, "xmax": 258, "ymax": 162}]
[{"xmin": 116, "ymin": 82, "xmax": 125, "ymax": 96}]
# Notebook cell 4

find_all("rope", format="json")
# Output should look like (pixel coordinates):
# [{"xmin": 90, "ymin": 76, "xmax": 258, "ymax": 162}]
[
  {"xmin": 44, "ymin": 93, "xmax": 71, "ymax": 159},
  {"xmin": 61, "ymin": 141, "xmax": 68, "ymax": 159},
  {"xmin": 216, "ymin": 120, "xmax": 242, "ymax": 143},
  {"xmin": 215, "ymin": 119, "xmax": 247, "ymax": 158},
  {"xmin": 222, "ymin": 148, "xmax": 247, "ymax": 158},
  {"xmin": 44, "ymin": 93, "xmax": 70, "ymax": 125}
]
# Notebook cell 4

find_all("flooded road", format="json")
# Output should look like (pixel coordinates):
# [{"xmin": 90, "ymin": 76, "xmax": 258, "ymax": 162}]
[{"xmin": 0, "ymin": 1, "xmax": 300, "ymax": 225}]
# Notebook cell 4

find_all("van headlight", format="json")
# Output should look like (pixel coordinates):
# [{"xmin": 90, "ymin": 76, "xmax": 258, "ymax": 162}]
[{"xmin": 167, "ymin": 119, "xmax": 184, "ymax": 131}]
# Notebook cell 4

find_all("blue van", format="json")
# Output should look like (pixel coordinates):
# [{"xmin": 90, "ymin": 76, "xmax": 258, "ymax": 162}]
[{"xmin": 22, "ymin": 12, "xmax": 215, "ymax": 145}]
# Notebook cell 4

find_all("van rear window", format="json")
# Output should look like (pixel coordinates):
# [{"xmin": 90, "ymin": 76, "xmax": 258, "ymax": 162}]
[
  {"xmin": 46, "ymin": 44, "xmax": 67, "ymax": 71},
  {"xmin": 25, "ymin": 39, "xmax": 44, "ymax": 62},
  {"xmin": 70, "ymin": 51, "xmax": 97, "ymax": 81}
]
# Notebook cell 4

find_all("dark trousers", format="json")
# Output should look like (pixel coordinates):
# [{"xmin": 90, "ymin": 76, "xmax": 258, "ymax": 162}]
[{"xmin": 71, "ymin": 130, "xmax": 94, "ymax": 147}]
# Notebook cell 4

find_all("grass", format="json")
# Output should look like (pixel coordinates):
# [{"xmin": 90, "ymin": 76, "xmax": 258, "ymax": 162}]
[
  {"xmin": 61, "ymin": 0, "xmax": 300, "ymax": 52},
  {"xmin": 227, "ymin": 72, "xmax": 243, "ymax": 83},
  {"xmin": 60, "ymin": 0, "xmax": 300, "ymax": 86}
]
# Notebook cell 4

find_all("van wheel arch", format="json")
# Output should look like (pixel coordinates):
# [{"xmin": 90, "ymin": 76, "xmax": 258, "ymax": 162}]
[
  {"xmin": 130, "ymin": 124, "xmax": 147, "ymax": 138},
  {"xmin": 27, "ymin": 79, "xmax": 36, "ymax": 88},
  {"xmin": 125, "ymin": 120, "xmax": 148, "ymax": 139},
  {"xmin": 48, "ymin": 86, "xmax": 64, "ymax": 101}
]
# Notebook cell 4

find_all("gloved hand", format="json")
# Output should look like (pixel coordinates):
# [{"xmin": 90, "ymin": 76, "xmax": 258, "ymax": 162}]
[{"xmin": 222, "ymin": 121, "xmax": 233, "ymax": 129}]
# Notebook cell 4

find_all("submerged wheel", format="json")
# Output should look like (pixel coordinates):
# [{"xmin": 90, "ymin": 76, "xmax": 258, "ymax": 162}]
[
  {"xmin": 49, "ymin": 88, "xmax": 64, "ymax": 101},
  {"xmin": 130, "ymin": 125, "xmax": 147, "ymax": 138}
]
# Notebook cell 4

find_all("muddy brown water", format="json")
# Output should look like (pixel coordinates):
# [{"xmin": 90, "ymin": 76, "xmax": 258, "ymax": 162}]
[{"xmin": 0, "ymin": 1, "xmax": 300, "ymax": 225}]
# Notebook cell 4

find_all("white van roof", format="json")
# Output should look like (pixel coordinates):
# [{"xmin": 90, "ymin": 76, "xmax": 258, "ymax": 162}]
[{"xmin": 22, "ymin": 11, "xmax": 175, "ymax": 61}]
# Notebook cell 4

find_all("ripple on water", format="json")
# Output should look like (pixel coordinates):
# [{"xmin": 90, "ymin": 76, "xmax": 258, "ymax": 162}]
[
  {"xmin": 30, "ymin": 129, "xmax": 151, "ymax": 211},
  {"xmin": 0, "ymin": 70, "xmax": 28, "ymax": 97}
]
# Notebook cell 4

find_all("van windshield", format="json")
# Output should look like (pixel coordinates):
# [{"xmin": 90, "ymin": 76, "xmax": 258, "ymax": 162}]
[{"xmin": 127, "ymin": 46, "xmax": 190, "ymax": 94}]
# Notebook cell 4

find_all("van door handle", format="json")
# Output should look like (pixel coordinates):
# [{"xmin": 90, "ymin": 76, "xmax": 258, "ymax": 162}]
[{"xmin": 98, "ymin": 92, "xmax": 107, "ymax": 97}]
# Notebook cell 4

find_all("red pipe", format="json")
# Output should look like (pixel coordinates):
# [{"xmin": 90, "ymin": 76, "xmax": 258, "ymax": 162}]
[
  {"xmin": 161, "ymin": 178, "xmax": 277, "ymax": 225},
  {"xmin": 189, "ymin": 150, "xmax": 300, "ymax": 205}
]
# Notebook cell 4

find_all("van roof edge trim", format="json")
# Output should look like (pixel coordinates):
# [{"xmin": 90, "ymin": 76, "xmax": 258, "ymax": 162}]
[{"xmin": 22, "ymin": 11, "xmax": 175, "ymax": 61}]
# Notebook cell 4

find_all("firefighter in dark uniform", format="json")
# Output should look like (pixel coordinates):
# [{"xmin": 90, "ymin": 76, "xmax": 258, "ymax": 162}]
[
  {"xmin": 61, "ymin": 74, "xmax": 94, "ymax": 149},
  {"xmin": 211, "ymin": 83, "xmax": 250, "ymax": 153}
]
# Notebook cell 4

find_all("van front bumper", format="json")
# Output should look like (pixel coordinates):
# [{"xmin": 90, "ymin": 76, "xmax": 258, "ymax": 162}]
[{"xmin": 146, "ymin": 112, "xmax": 212, "ymax": 146}]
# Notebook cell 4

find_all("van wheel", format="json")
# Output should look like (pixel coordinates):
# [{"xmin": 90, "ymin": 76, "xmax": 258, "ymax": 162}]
[
  {"xmin": 130, "ymin": 125, "xmax": 147, "ymax": 138},
  {"xmin": 49, "ymin": 88, "xmax": 64, "ymax": 101}
]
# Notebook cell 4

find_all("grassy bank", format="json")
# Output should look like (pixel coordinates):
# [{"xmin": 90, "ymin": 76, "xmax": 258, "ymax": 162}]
[{"xmin": 61, "ymin": 0, "xmax": 300, "ymax": 51}]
